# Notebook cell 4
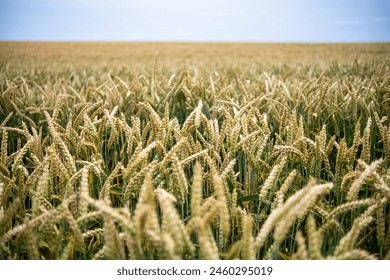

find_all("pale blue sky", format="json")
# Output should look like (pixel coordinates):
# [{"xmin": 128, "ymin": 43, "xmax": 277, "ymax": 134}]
[{"xmin": 0, "ymin": 0, "xmax": 389, "ymax": 42}]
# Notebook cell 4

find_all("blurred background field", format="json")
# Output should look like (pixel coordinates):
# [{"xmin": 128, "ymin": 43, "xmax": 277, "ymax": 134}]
[{"xmin": 1, "ymin": 42, "xmax": 390, "ymax": 66}]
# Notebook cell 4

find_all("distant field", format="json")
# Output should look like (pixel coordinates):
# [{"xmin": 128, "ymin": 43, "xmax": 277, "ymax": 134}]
[
  {"xmin": 0, "ymin": 42, "xmax": 389, "ymax": 260},
  {"xmin": 1, "ymin": 41, "xmax": 390, "ymax": 65}
]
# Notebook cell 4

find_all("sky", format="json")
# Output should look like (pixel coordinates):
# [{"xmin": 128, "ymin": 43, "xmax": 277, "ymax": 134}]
[{"xmin": 0, "ymin": 0, "xmax": 389, "ymax": 42}]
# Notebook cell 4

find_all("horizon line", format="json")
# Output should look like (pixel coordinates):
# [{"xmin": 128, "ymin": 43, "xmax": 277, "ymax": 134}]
[{"xmin": 1, "ymin": 39, "xmax": 390, "ymax": 44}]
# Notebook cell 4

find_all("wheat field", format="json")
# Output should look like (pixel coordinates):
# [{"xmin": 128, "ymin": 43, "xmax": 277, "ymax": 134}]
[{"xmin": 0, "ymin": 42, "xmax": 390, "ymax": 260}]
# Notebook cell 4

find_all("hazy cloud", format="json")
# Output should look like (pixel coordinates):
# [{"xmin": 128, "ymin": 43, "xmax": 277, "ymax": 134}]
[{"xmin": 0, "ymin": 0, "xmax": 389, "ymax": 41}]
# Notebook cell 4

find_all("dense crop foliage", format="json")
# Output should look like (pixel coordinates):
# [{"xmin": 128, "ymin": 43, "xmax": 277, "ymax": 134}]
[{"xmin": 0, "ymin": 42, "xmax": 390, "ymax": 259}]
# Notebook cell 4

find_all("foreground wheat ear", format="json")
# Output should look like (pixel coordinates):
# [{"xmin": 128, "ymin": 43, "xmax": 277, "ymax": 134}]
[{"xmin": 0, "ymin": 42, "xmax": 389, "ymax": 260}]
